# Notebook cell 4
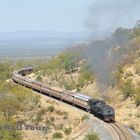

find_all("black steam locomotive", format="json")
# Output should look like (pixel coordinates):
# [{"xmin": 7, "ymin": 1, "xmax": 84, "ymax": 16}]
[{"xmin": 88, "ymin": 99, "xmax": 115, "ymax": 122}]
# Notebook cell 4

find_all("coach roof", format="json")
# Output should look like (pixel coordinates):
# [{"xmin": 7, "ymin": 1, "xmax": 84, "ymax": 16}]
[{"xmin": 73, "ymin": 93, "xmax": 91, "ymax": 102}]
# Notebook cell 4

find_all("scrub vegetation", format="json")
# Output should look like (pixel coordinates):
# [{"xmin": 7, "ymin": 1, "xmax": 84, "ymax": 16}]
[
  {"xmin": 84, "ymin": 133, "xmax": 99, "ymax": 140},
  {"xmin": 0, "ymin": 61, "xmax": 40, "ymax": 140},
  {"xmin": 113, "ymin": 23, "xmax": 140, "ymax": 106},
  {"xmin": 33, "ymin": 51, "xmax": 95, "ymax": 92},
  {"xmin": 106, "ymin": 21, "xmax": 140, "ymax": 134}
]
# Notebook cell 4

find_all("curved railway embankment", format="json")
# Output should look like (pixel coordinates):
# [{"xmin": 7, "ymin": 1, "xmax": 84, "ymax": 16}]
[{"xmin": 12, "ymin": 67, "xmax": 140, "ymax": 140}]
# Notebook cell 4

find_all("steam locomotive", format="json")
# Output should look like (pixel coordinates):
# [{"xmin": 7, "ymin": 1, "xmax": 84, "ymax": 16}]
[{"xmin": 12, "ymin": 67, "xmax": 115, "ymax": 122}]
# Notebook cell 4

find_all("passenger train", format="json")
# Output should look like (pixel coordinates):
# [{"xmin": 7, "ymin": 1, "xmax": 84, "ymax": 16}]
[{"xmin": 12, "ymin": 67, "xmax": 115, "ymax": 122}]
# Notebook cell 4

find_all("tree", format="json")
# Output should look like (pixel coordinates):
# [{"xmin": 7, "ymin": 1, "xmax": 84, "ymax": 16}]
[
  {"xmin": 131, "ymin": 20, "xmax": 140, "ymax": 38},
  {"xmin": 112, "ymin": 27, "xmax": 131, "ymax": 44}
]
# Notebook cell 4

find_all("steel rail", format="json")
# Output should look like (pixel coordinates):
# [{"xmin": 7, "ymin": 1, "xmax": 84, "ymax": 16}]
[{"xmin": 109, "ymin": 123, "xmax": 132, "ymax": 140}]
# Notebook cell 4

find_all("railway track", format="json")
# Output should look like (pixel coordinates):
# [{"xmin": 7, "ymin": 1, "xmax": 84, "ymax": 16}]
[
  {"xmin": 12, "ymin": 67, "xmax": 134, "ymax": 140},
  {"xmin": 107, "ymin": 122, "xmax": 132, "ymax": 140},
  {"xmin": 72, "ymin": 117, "xmax": 133, "ymax": 140}
]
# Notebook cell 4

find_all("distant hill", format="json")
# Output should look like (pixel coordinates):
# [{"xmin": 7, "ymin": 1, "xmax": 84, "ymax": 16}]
[{"xmin": 0, "ymin": 31, "xmax": 107, "ymax": 58}]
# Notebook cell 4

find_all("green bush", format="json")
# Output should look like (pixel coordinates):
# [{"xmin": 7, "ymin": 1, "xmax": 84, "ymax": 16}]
[
  {"xmin": 50, "ymin": 116, "xmax": 55, "ymax": 122},
  {"xmin": 71, "ymin": 63, "xmax": 95, "ymax": 89},
  {"xmin": 63, "ymin": 127, "xmax": 72, "ymax": 135},
  {"xmin": 39, "ymin": 108, "xmax": 48, "ymax": 114},
  {"xmin": 60, "ymin": 78, "xmax": 77, "ymax": 90},
  {"xmin": 121, "ymin": 79, "xmax": 135, "ymax": 97},
  {"xmin": 84, "ymin": 133, "xmax": 99, "ymax": 140},
  {"xmin": 135, "ymin": 93, "xmax": 140, "ymax": 106},
  {"xmin": 125, "ymin": 71, "xmax": 133, "ymax": 77},
  {"xmin": 47, "ymin": 105, "xmax": 55, "ymax": 112},
  {"xmin": 114, "ymin": 65, "xmax": 124, "ymax": 84},
  {"xmin": 46, "ymin": 117, "xmax": 55, "ymax": 126},
  {"xmin": 129, "ymin": 124, "xmax": 135, "ymax": 130},
  {"xmin": 63, "ymin": 115, "xmax": 68, "ymax": 120},
  {"xmin": 80, "ymin": 64, "xmax": 94, "ymax": 83},
  {"xmin": 36, "ymin": 75, "xmax": 43, "ymax": 81},
  {"xmin": 33, "ymin": 108, "xmax": 48, "ymax": 123},
  {"xmin": 81, "ymin": 115, "xmax": 89, "ymax": 121},
  {"xmin": 131, "ymin": 20, "xmax": 140, "ymax": 38},
  {"xmin": 134, "ymin": 87, "xmax": 140, "ymax": 106},
  {"xmin": 134, "ymin": 59, "xmax": 140, "ymax": 74},
  {"xmin": 55, "ymin": 110, "xmax": 68, "ymax": 116},
  {"xmin": 34, "ymin": 112, "xmax": 43, "ymax": 124},
  {"xmin": 52, "ymin": 132, "xmax": 63, "ymax": 139}
]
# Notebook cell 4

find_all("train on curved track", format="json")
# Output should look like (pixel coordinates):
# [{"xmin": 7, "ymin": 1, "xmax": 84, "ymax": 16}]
[{"xmin": 12, "ymin": 67, "xmax": 115, "ymax": 122}]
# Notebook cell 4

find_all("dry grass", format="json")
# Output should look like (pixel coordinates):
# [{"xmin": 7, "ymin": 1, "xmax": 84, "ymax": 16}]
[
  {"xmin": 21, "ymin": 92, "xmax": 88, "ymax": 140},
  {"xmin": 107, "ymin": 87, "xmax": 140, "ymax": 134}
]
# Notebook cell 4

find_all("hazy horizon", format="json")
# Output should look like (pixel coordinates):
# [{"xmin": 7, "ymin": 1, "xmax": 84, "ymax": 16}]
[{"xmin": 0, "ymin": 31, "xmax": 95, "ymax": 58}]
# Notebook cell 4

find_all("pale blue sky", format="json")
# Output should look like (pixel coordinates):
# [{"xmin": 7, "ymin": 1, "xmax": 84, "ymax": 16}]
[
  {"xmin": 0, "ymin": 0, "xmax": 94, "ymax": 32},
  {"xmin": 0, "ymin": 0, "xmax": 140, "ymax": 32}
]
